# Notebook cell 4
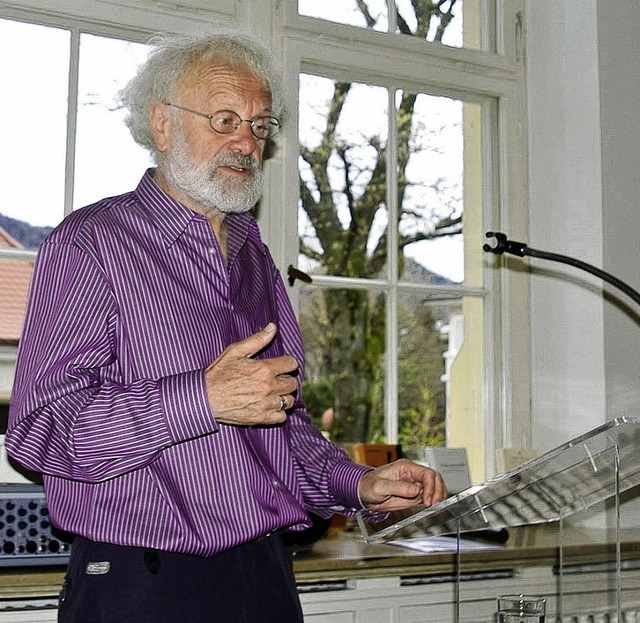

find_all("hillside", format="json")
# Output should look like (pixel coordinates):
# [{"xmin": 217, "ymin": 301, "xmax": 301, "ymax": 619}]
[{"xmin": 0, "ymin": 214, "xmax": 53, "ymax": 251}]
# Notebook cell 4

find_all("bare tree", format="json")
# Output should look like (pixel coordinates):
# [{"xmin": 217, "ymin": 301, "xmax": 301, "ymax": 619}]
[{"xmin": 299, "ymin": 1, "xmax": 461, "ymax": 443}]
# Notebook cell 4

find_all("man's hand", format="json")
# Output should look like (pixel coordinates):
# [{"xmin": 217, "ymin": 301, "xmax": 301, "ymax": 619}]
[
  {"xmin": 204, "ymin": 323, "xmax": 299, "ymax": 426},
  {"xmin": 358, "ymin": 459, "xmax": 447, "ymax": 512}
]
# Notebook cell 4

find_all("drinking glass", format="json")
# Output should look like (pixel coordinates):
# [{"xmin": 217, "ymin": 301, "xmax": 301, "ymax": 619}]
[{"xmin": 497, "ymin": 594, "xmax": 546, "ymax": 622}]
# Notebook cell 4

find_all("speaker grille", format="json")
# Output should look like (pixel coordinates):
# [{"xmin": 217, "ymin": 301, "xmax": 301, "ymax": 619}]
[{"xmin": 0, "ymin": 485, "xmax": 71, "ymax": 566}]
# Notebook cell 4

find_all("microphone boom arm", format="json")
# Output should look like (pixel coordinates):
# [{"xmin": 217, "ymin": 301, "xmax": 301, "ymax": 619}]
[{"xmin": 484, "ymin": 231, "xmax": 640, "ymax": 308}]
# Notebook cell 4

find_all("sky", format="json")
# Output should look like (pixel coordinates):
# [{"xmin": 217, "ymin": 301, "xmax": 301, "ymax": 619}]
[{"xmin": 0, "ymin": 20, "xmax": 151, "ymax": 230}]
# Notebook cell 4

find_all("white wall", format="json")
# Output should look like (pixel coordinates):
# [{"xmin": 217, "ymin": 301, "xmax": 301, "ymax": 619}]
[
  {"xmin": 597, "ymin": 1, "xmax": 640, "ymax": 529},
  {"xmin": 527, "ymin": 0, "xmax": 640, "ymax": 447},
  {"xmin": 526, "ymin": 0, "xmax": 640, "ymax": 527},
  {"xmin": 527, "ymin": 0, "xmax": 606, "ymax": 450},
  {"xmin": 598, "ymin": 2, "xmax": 640, "ymax": 419}
]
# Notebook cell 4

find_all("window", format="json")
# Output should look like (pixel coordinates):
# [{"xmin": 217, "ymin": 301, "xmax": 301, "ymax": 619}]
[
  {"xmin": 0, "ymin": 17, "xmax": 151, "ymax": 244},
  {"xmin": 295, "ymin": 74, "xmax": 486, "ymax": 460},
  {"xmin": 297, "ymin": 0, "xmax": 494, "ymax": 51},
  {"xmin": 283, "ymin": 0, "xmax": 526, "ymax": 480},
  {"xmin": 0, "ymin": 16, "xmax": 152, "ymax": 435},
  {"xmin": 74, "ymin": 33, "xmax": 151, "ymax": 209},
  {"xmin": 0, "ymin": 0, "xmax": 527, "ymax": 483},
  {"xmin": 0, "ymin": 19, "xmax": 70, "ymax": 241},
  {"xmin": 298, "ymin": 74, "xmax": 475, "ymax": 458}
]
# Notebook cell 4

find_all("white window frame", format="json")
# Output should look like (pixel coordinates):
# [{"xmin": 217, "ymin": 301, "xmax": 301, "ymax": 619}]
[
  {"xmin": 273, "ymin": 0, "xmax": 529, "ymax": 479},
  {"xmin": 0, "ymin": 0, "xmax": 530, "ymax": 480}
]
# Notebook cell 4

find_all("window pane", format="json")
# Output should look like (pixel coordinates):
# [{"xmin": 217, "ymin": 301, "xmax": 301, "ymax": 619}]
[
  {"xmin": 396, "ymin": 0, "xmax": 464, "ymax": 47},
  {"xmin": 298, "ymin": 0, "xmax": 491, "ymax": 51},
  {"xmin": 74, "ymin": 34, "xmax": 152, "ymax": 209},
  {"xmin": 298, "ymin": 286, "xmax": 386, "ymax": 443},
  {"xmin": 298, "ymin": 0, "xmax": 388, "ymax": 32},
  {"xmin": 397, "ymin": 292, "xmax": 456, "ymax": 459},
  {"xmin": 446, "ymin": 295, "xmax": 484, "ymax": 480},
  {"xmin": 0, "ymin": 254, "xmax": 33, "ymax": 365},
  {"xmin": 0, "ymin": 19, "xmax": 70, "ymax": 245},
  {"xmin": 397, "ymin": 91, "xmax": 468, "ymax": 286},
  {"xmin": 298, "ymin": 74, "xmax": 388, "ymax": 279}
]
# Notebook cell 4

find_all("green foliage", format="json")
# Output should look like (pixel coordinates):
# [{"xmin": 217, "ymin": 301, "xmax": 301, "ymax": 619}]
[
  {"xmin": 396, "ymin": 299, "xmax": 447, "ymax": 456},
  {"xmin": 302, "ymin": 378, "xmax": 335, "ymax": 431},
  {"xmin": 398, "ymin": 385, "xmax": 446, "ymax": 459}
]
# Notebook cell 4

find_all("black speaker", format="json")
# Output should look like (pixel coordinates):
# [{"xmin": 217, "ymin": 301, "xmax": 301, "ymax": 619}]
[{"xmin": 0, "ymin": 484, "xmax": 71, "ymax": 566}]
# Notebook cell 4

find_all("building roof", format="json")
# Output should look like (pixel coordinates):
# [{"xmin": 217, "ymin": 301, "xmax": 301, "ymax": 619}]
[
  {"xmin": 0, "ymin": 227, "xmax": 32, "ymax": 344},
  {"xmin": 0, "ymin": 227, "xmax": 22, "ymax": 250}
]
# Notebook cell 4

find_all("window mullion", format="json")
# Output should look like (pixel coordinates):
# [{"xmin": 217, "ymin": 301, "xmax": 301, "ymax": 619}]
[
  {"xmin": 387, "ymin": 0, "xmax": 397, "ymax": 34},
  {"xmin": 63, "ymin": 27, "xmax": 81, "ymax": 217},
  {"xmin": 385, "ymin": 86, "xmax": 399, "ymax": 444}
]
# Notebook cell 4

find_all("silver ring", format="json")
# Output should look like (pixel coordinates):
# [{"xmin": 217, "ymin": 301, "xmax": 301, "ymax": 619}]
[{"xmin": 278, "ymin": 395, "xmax": 286, "ymax": 411}]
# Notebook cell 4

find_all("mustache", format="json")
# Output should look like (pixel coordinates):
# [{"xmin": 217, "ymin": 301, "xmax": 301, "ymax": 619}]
[{"xmin": 211, "ymin": 154, "xmax": 261, "ymax": 173}]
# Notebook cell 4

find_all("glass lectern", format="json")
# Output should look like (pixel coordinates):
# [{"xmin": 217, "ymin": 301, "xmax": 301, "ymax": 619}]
[{"xmin": 357, "ymin": 416, "xmax": 640, "ymax": 621}]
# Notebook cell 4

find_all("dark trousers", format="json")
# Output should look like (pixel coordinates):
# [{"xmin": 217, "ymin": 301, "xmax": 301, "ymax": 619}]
[{"xmin": 58, "ymin": 535, "xmax": 304, "ymax": 623}]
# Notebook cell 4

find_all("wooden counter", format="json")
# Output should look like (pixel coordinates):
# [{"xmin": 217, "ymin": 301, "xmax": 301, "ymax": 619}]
[
  {"xmin": 292, "ymin": 524, "xmax": 640, "ymax": 584},
  {"xmin": 1, "ymin": 524, "xmax": 639, "ymax": 599}
]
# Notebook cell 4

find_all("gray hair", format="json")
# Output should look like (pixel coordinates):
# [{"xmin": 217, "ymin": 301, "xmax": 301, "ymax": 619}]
[{"xmin": 119, "ymin": 27, "xmax": 285, "ymax": 157}]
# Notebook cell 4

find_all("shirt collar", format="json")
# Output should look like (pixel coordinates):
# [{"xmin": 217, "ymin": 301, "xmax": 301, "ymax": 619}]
[
  {"xmin": 134, "ymin": 169, "xmax": 266, "ymax": 257},
  {"xmin": 135, "ymin": 169, "xmax": 194, "ymax": 247},
  {"xmin": 228, "ymin": 213, "xmax": 267, "ymax": 262}
]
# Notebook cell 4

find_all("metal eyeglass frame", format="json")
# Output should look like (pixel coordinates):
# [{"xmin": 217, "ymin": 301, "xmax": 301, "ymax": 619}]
[{"xmin": 165, "ymin": 102, "xmax": 280, "ymax": 140}]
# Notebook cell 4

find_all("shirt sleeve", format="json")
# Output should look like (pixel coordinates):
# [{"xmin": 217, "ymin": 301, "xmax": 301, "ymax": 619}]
[
  {"xmin": 272, "ymin": 267, "xmax": 373, "ymax": 516},
  {"xmin": 6, "ymin": 240, "xmax": 214, "ymax": 483}
]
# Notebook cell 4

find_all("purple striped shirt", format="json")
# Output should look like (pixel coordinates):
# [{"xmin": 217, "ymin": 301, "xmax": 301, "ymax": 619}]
[{"xmin": 7, "ymin": 170, "xmax": 369, "ymax": 556}]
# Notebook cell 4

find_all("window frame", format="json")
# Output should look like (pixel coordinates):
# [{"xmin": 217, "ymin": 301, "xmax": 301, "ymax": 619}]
[
  {"xmin": 275, "ymin": 0, "xmax": 529, "ymax": 479},
  {"xmin": 0, "ymin": 0, "xmax": 530, "ymax": 480},
  {"xmin": 0, "ymin": 11, "xmax": 155, "ymax": 250}
]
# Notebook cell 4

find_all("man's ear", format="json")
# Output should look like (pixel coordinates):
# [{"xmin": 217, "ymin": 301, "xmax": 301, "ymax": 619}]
[{"xmin": 149, "ymin": 103, "xmax": 171, "ymax": 153}]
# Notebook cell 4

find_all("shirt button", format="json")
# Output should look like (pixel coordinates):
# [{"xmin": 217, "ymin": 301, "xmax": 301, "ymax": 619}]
[
  {"xmin": 273, "ymin": 480, "xmax": 280, "ymax": 488},
  {"xmin": 208, "ymin": 246, "xmax": 216, "ymax": 255}
]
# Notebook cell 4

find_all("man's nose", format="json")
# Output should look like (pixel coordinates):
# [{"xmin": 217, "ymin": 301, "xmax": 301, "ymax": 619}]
[{"xmin": 228, "ymin": 121, "xmax": 260, "ymax": 155}]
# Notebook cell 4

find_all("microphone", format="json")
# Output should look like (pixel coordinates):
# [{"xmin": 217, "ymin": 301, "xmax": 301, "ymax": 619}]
[{"xmin": 483, "ymin": 231, "xmax": 640, "ymax": 307}]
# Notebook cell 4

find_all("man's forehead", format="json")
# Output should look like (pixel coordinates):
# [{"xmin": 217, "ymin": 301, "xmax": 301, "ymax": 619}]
[{"xmin": 180, "ymin": 57, "xmax": 270, "ymax": 96}]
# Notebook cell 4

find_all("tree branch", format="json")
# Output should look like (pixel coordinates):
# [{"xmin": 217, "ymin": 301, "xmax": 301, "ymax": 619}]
[
  {"xmin": 301, "ymin": 82, "xmax": 352, "ymax": 253},
  {"xmin": 356, "ymin": 0, "xmax": 377, "ymax": 28},
  {"xmin": 399, "ymin": 214, "xmax": 462, "ymax": 249}
]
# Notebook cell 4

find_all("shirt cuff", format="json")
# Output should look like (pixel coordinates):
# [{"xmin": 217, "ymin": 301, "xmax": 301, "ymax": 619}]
[
  {"xmin": 329, "ymin": 460, "xmax": 373, "ymax": 511},
  {"xmin": 159, "ymin": 369, "xmax": 218, "ymax": 442}
]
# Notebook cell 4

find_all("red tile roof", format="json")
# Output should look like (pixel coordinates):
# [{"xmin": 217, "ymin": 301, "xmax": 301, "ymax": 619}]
[
  {"xmin": 0, "ymin": 227, "xmax": 33, "ymax": 344},
  {"xmin": 0, "ymin": 227, "xmax": 22, "ymax": 250}
]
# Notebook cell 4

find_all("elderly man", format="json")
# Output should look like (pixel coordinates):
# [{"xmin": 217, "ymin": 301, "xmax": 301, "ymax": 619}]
[{"xmin": 7, "ymin": 27, "xmax": 446, "ymax": 623}]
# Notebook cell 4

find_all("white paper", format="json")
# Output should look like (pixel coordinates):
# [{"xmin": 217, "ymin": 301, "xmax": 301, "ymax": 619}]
[
  {"xmin": 423, "ymin": 447, "xmax": 472, "ymax": 494},
  {"xmin": 389, "ymin": 535, "xmax": 504, "ymax": 553}
]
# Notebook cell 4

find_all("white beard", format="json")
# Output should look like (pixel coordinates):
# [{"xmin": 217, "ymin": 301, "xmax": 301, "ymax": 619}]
[{"xmin": 162, "ymin": 129, "xmax": 264, "ymax": 214}]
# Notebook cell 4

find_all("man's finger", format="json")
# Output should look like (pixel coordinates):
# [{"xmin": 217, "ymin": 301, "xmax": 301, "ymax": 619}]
[{"xmin": 223, "ymin": 322, "xmax": 278, "ymax": 359}]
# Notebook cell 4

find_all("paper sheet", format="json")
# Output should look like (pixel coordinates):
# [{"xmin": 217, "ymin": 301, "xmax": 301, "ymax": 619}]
[{"xmin": 389, "ymin": 535, "xmax": 504, "ymax": 553}]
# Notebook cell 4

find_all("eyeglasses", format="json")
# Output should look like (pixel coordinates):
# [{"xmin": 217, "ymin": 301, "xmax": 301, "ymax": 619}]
[{"xmin": 166, "ymin": 103, "xmax": 280, "ymax": 140}]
